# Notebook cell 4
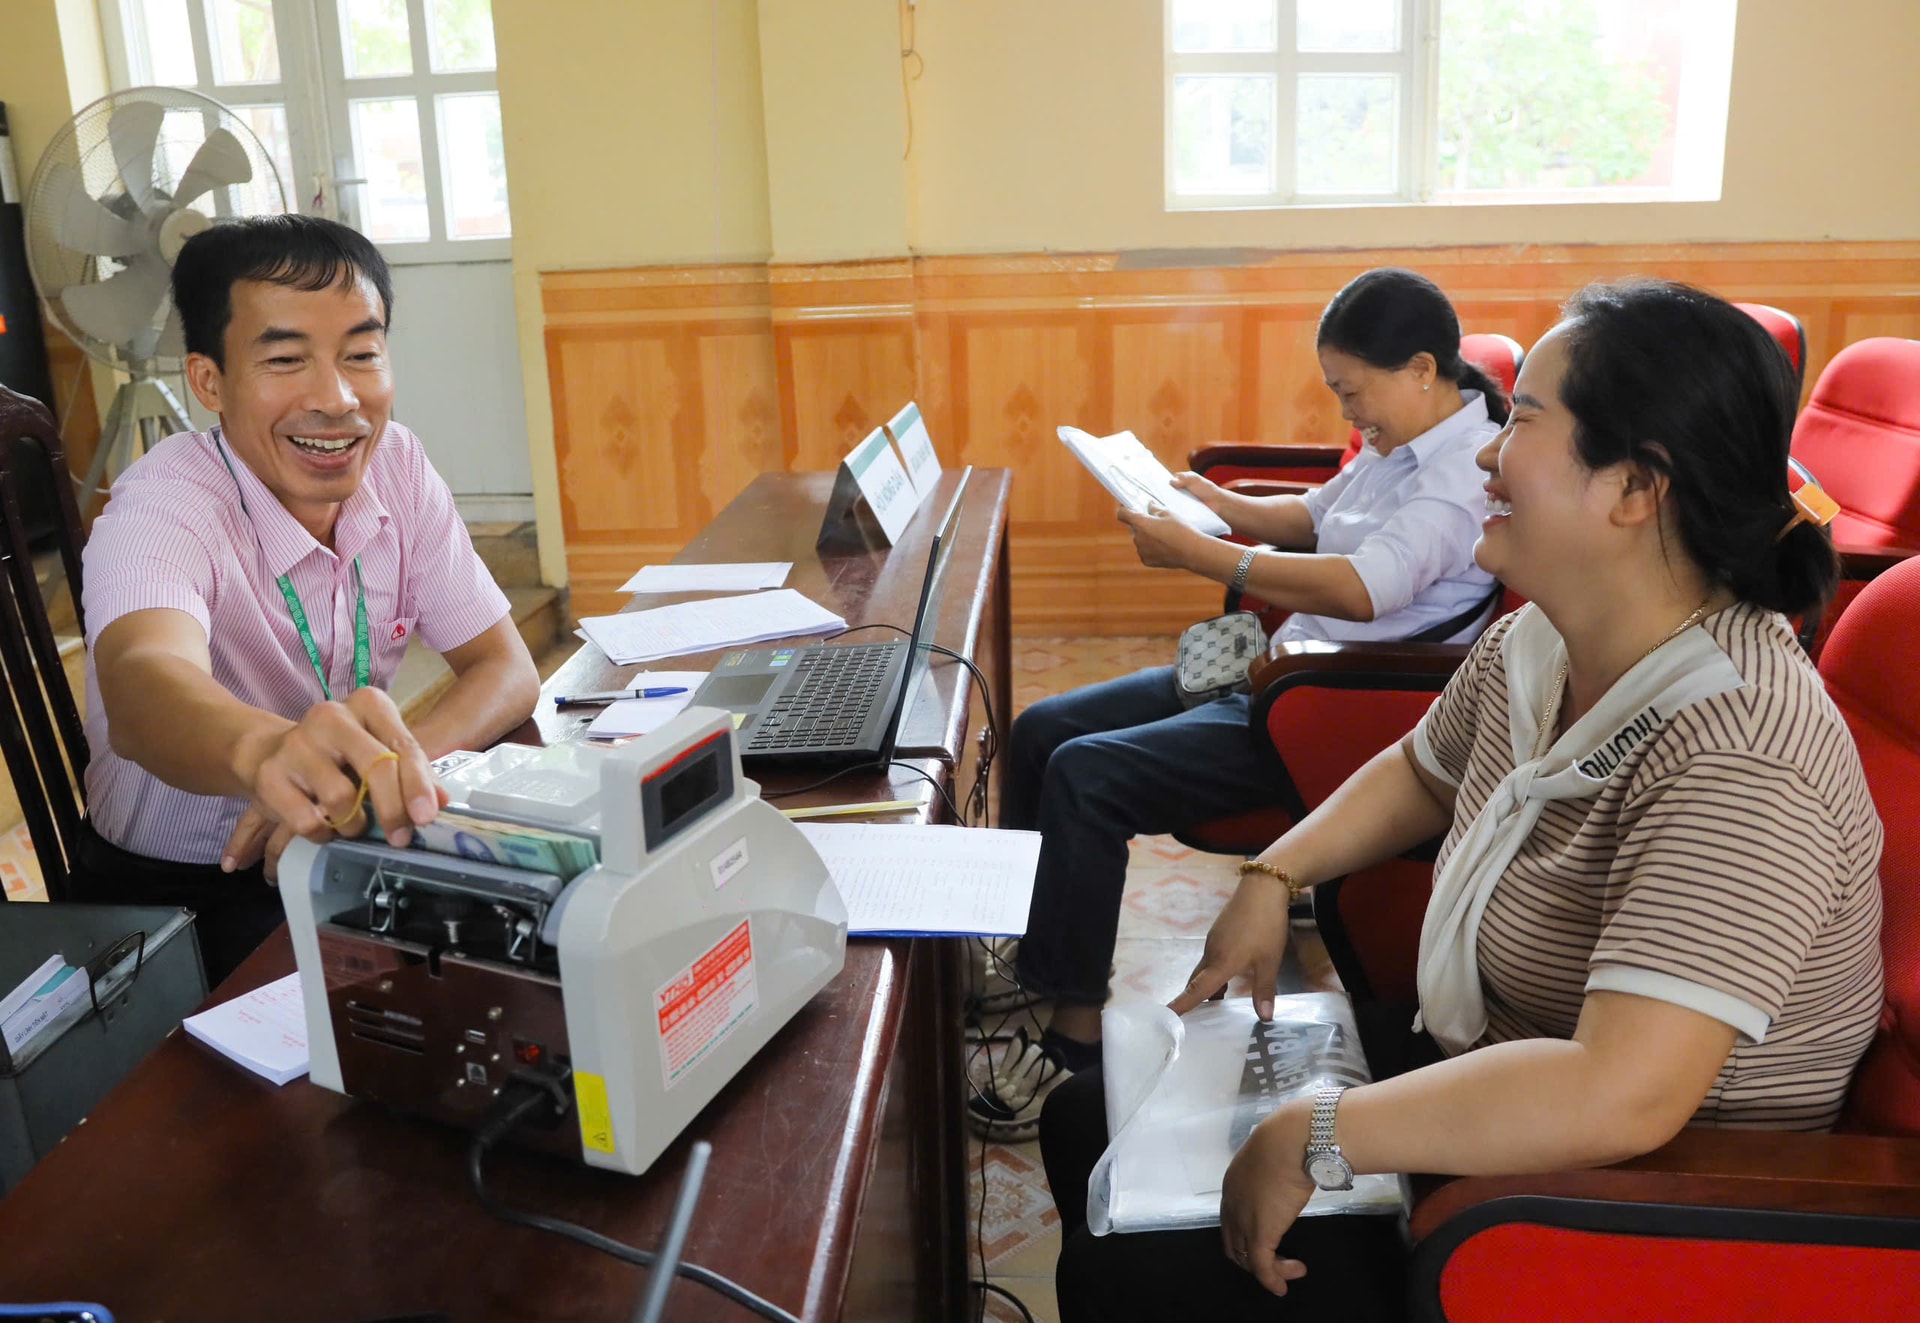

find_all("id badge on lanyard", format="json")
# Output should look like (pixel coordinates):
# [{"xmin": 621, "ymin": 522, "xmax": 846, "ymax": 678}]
[{"xmin": 216, "ymin": 433, "xmax": 373, "ymax": 701}]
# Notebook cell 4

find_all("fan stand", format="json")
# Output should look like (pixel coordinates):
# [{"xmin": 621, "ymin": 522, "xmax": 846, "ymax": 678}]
[{"xmin": 76, "ymin": 367, "xmax": 191, "ymax": 517}]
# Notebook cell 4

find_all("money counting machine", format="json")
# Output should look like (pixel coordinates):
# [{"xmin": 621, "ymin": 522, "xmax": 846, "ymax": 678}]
[{"xmin": 280, "ymin": 707, "xmax": 848, "ymax": 1176}]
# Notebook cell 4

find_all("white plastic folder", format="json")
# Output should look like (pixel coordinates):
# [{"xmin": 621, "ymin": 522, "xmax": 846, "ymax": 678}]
[
  {"xmin": 577, "ymin": 589, "xmax": 846, "ymax": 664},
  {"xmin": 1056, "ymin": 426, "xmax": 1231, "ymax": 536},
  {"xmin": 1087, "ymin": 995, "xmax": 1405, "ymax": 1235}
]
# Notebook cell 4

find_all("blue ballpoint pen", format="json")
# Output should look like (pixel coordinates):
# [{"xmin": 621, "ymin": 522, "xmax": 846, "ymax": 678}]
[{"xmin": 554, "ymin": 686, "xmax": 690, "ymax": 707}]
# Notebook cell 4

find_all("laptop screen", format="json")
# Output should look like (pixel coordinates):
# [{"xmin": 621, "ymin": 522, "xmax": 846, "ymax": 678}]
[{"xmin": 875, "ymin": 467, "xmax": 973, "ymax": 765}]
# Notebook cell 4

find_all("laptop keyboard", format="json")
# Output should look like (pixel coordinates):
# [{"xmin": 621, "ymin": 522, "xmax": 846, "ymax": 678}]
[{"xmin": 744, "ymin": 643, "xmax": 900, "ymax": 752}]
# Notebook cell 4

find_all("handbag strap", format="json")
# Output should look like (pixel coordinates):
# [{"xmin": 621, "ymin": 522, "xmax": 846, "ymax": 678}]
[{"xmin": 1402, "ymin": 582, "xmax": 1504, "ymax": 644}]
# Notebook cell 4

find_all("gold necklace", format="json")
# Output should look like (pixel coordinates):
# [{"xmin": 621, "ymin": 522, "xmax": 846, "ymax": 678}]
[{"xmin": 1533, "ymin": 593, "xmax": 1718, "ymax": 757}]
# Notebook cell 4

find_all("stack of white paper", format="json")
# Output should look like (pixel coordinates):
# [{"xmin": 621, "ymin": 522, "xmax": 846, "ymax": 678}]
[
  {"xmin": 618, "ymin": 562, "xmax": 792, "ymax": 594},
  {"xmin": 796, "ymin": 824, "xmax": 1040, "ymax": 936},
  {"xmin": 584, "ymin": 671, "xmax": 707, "ymax": 739},
  {"xmin": 1057, "ymin": 426, "xmax": 1231, "ymax": 536},
  {"xmin": 182, "ymin": 972, "xmax": 311, "ymax": 1085},
  {"xmin": 577, "ymin": 589, "xmax": 845, "ymax": 665}
]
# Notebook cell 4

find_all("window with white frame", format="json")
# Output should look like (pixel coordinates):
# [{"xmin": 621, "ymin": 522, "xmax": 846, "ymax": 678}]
[
  {"xmin": 100, "ymin": 0, "xmax": 511, "ymax": 260},
  {"xmin": 1166, "ymin": 0, "xmax": 1738, "ymax": 210}
]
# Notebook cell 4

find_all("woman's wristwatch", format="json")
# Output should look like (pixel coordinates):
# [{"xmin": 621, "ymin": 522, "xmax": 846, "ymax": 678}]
[
  {"xmin": 1230, "ymin": 544, "xmax": 1261, "ymax": 594},
  {"xmin": 1302, "ymin": 1084, "xmax": 1354, "ymax": 1191}
]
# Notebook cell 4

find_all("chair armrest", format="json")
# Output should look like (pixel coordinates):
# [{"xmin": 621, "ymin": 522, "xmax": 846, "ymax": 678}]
[
  {"xmin": 1189, "ymin": 441, "xmax": 1349, "ymax": 473},
  {"xmin": 1836, "ymin": 543, "xmax": 1918, "ymax": 580},
  {"xmin": 1225, "ymin": 479, "xmax": 1319, "ymax": 499},
  {"xmin": 1246, "ymin": 639, "xmax": 1470, "ymax": 699},
  {"xmin": 1410, "ymin": 1129, "xmax": 1920, "ymax": 1240}
]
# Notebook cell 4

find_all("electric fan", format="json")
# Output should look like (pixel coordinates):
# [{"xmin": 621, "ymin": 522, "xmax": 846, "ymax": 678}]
[{"xmin": 23, "ymin": 86, "xmax": 287, "ymax": 510}]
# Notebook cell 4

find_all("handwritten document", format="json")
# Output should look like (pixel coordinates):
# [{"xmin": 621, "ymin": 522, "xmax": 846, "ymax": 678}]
[{"xmin": 796, "ymin": 824, "xmax": 1040, "ymax": 936}]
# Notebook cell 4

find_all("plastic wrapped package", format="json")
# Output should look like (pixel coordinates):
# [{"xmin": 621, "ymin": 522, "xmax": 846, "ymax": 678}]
[{"xmin": 1087, "ymin": 994, "xmax": 1406, "ymax": 1235}]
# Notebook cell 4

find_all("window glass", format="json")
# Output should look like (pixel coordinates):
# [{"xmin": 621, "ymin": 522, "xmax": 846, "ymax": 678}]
[
  {"xmin": 204, "ymin": 0, "xmax": 282, "ymax": 84},
  {"xmin": 134, "ymin": 0, "xmax": 199, "ymax": 84},
  {"xmin": 343, "ymin": 0, "xmax": 414, "ymax": 78},
  {"xmin": 436, "ymin": 92, "xmax": 511, "ymax": 238},
  {"xmin": 1170, "ymin": 0, "xmax": 1277, "ymax": 53},
  {"xmin": 1296, "ymin": 75, "xmax": 1398, "ymax": 194},
  {"xmin": 1436, "ymin": 0, "xmax": 1676, "ymax": 195},
  {"xmin": 235, "ymin": 103, "xmax": 296, "ymax": 205},
  {"xmin": 426, "ymin": 0, "xmax": 498, "ymax": 72},
  {"xmin": 1172, "ymin": 74, "xmax": 1276, "ymax": 196},
  {"xmin": 1297, "ymin": 0, "xmax": 1400, "ymax": 52},
  {"xmin": 350, "ymin": 97, "xmax": 430, "ymax": 241}
]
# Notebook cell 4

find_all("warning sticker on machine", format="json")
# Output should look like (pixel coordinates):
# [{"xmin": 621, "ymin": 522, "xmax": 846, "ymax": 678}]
[{"xmin": 654, "ymin": 919, "xmax": 757, "ymax": 1090}]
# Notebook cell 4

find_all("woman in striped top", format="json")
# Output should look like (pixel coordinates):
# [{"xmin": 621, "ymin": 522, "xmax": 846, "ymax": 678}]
[{"xmin": 1038, "ymin": 281, "xmax": 1883, "ymax": 1323}]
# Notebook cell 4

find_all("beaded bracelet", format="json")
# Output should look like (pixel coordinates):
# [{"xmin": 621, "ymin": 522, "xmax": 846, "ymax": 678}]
[{"xmin": 1238, "ymin": 857, "xmax": 1303, "ymax": 903}]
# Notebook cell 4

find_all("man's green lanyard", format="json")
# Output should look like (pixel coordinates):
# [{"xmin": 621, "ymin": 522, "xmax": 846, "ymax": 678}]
[{"xmin": 215, "ymin": 435, "xmax": 371, "ymax": 701}]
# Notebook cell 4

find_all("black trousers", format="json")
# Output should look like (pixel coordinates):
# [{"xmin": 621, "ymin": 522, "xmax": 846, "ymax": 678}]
[
  {"xmin": 1039, "ymin": 1001, "xmax": 1444, "ymax": 1323},
  {"xmin": 64, "ymin": 821, "xmax": 285, "ymax": 988}
]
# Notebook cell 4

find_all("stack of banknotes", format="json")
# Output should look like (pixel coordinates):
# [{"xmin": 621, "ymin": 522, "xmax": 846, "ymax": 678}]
[{"xmin": 372, "ymin": 810, "xmax": 599, "ymax": 878}]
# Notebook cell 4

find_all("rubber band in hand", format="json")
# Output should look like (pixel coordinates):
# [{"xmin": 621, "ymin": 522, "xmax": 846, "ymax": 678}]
[{"xmin": 326, "ymin": 749, "xmax": 400, "ymax": 832}]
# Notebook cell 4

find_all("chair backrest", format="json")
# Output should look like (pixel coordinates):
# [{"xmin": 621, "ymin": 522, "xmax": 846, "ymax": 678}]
[
  {"xmin": 1337, "ymin": 331, "xmax": 1528, "ymax": 470},
  {"xmin": 1789, "ymin": 338, "xmax": 1920, "ymax": 551},
  {"xmin": 0, "ymin": 384, "xmax": 89, "ymax": 900},
  {"xmin": 1824, "ymin": 554, "xmax": 1920, "ymax": 1135},
  {"xmin": 1733, "ymin": 301, "xmax": 1808, "ymax": 393}
]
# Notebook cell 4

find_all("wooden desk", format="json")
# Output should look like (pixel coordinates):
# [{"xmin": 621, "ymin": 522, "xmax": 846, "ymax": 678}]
[{"xmin": 0, "ymin": 469, "xmax": 1013, "ymax": 1322}]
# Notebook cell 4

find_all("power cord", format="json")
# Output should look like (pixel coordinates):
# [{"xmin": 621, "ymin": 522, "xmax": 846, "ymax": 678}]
[
  {"xmin": 963, "ymin": 971, "xmax": 1044, "ymax": 1323},
  {"xmin": 887, "ymin": 759, "xmax": 964, "ymax": 824},
  {"xmin": 468, "ymin": 1081, "xmax": 802, "ymax": 1323},
  {"xmin": 817, "ymin": 624, "xmax": 1002, "ymax": 828},
  {"xmin": 926, "ymin": 643, "xmax": 1000, "ymax": 828}
]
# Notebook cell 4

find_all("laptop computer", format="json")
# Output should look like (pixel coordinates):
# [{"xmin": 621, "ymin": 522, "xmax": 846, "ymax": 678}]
[{"xmin": 687, "ymin": 467, "xmax": 973, "ymax": 768}]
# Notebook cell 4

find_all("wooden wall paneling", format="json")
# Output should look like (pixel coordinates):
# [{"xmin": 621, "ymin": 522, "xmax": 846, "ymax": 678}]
[
  {"xmin": 777, "ymin": 320, "xmax": 918, "ymax": 471},
  {"xmin": 1249, "ymin": 309, "xmax": 1343, "ymax": 450},
  {"xmin": 697, "ymin": 328, "xmax": 784, "ymax": 521},
  {"xmin": 542, "ymin": 243, "xmax": 1920, "ymax": 637},
  {"xmin": 951, "ymin": 313, "xmax": 1094, "ymax": 528}
]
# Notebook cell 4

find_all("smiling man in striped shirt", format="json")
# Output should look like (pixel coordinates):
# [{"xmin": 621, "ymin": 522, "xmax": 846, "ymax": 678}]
[{"xmin": 72, "ymin": 215, "xmax": 541, "ymax": 984}]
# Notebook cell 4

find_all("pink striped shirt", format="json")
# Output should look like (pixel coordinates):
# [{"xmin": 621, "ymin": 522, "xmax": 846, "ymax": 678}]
[{"xmin": 81, "ymin": 423, "xmax": 511, "ymax": 864}]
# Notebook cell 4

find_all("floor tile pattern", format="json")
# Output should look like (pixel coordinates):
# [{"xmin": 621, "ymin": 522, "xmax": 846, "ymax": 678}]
[{"xmin": 969, "ymin": 637, "xmax": 1339, "ymax": 1323}]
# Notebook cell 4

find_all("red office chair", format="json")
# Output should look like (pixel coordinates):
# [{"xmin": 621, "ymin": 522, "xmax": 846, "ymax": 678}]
[
  {"xmin": 1788, "ymin": 338, "xmax": 1920, "ymax": 657},
  {"xmin": 1189, "ymin": 333, "xmax": 1525, "ymax": 490},
  {"xmin": 1400, "ymin": 551, "xmax": 1920, "ymax": 1322},
  {"xmin": 1732, "ymin": 301, "xmax": 1808, "ymax": 394}
]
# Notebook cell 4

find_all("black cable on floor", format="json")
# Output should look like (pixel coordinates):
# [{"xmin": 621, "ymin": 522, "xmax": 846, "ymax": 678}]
[
  {"xmin": 974, "ymin": 1280, "xmax": 1038, "ymax": 1323},
  {"xmin": 468, "ymin": 1085, "xmax": 801, "ymax": 1323}
]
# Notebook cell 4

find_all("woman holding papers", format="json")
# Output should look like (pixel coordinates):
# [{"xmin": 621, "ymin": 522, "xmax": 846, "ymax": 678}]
[
  {"xmin": 1039, "ymin": 282, "xmax": 1877, "ymax": 1322},
  {"xmin": 973, "ymin": 269, "xmax": 1508, "ymax": 1139}
]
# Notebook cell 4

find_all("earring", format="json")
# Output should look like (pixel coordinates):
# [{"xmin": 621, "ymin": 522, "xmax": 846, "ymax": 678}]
[{"xmin": 1423, "ymin": 383, "xmax": 1430, "ymax": 392}]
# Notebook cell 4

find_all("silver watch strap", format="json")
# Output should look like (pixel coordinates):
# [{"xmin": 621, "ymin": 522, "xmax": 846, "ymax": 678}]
[
  {"xmin": 1231, "ymin": 544, "xmax": 1260, "ymax": 593},
  {"xmin": 1308, "ymin": 1084, "xmax": 1345, "ymax": 1152}
]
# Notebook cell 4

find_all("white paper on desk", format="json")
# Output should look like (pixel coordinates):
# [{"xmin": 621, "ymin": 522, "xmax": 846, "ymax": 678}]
[
  {"xmin": 577, "ymin": 589, "xmax": 846, "ymax": 664},
  {"xmin": 618, "ymin": 562, "xmax": 792, "ymax": 595},
  {"xmin": 1057, "ymin": 426, "xmax": 1231, "ymax": 536},
  {"xmin": 796, "ymin": 824, "xmax": 1039, "ymax": 936},
  {"xmin": 181, "ymin": 972, "xmax": 310, "ymax": 1085},
  {"xmin": 584, "ymin": 671, "xmax": 708, "ymax": 738}
]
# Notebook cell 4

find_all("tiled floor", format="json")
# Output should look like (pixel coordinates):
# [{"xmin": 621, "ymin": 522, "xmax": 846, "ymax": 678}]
[{"xmin": 970, "ymin": 637, "xmax": 1340, "ymax": 1323}]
